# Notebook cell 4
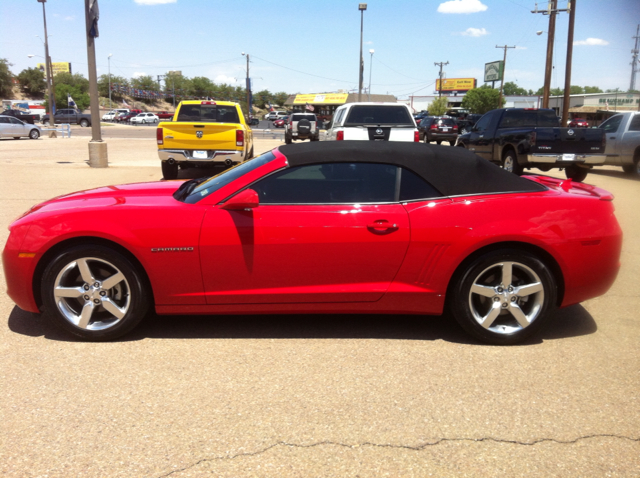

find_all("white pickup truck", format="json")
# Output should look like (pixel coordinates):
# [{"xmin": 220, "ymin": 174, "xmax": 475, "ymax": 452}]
[
  {"xmin": 598, "ymin": 111, "xmax": 640, "ymax": 176},
  {"xmin": 325, "ymin": 103, "xmax": 419, "ymax": 142}
]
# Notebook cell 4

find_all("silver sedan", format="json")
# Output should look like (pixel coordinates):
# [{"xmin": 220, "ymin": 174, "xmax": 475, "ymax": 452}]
[{"xmin": 0, "ymin": 115, "xmax": 41, "ymax": 139}]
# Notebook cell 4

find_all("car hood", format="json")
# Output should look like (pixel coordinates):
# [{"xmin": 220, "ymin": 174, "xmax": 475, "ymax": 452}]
[{"xmin": 22, "ymin": 180, "xmax": 185, "ymax": 217}]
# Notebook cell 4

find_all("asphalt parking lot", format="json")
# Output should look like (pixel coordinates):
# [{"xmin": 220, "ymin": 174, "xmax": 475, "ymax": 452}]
[{"xmin": 1, "ymin": 132, "xmax": 638, "ymax": 477}]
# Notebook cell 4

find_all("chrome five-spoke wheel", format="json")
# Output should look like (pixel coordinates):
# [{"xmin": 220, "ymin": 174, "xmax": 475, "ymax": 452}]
[
  {"xmin": 450, "ymin": 249, "xmax": 557, "ymax": 345},
  {"xmin": 42, "ymin": 245, "xmax": 148, "ymax": 340}
]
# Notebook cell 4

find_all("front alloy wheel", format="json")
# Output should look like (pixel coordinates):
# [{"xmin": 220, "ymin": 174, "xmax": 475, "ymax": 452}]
[
  {"xmin": 42, "ymin": 245, "xmax": 149, "ymax": 340},
  {"xmin": 450, "ymin": 249, "xmax": 557, "ymax": 345}
]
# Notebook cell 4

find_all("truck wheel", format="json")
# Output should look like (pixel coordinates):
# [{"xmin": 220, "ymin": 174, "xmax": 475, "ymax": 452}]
[
  {"xmin": 29, "ymin": 129, "xmax": 40, "ymax": 139},
  {"xmin": 248, "ymin": 146, "xmax": 254, "ymax": 159},
  {"xmin": 80, "ymin": 119, "xmax": 89, "ymax": 127},
  {"xmin": 161, "ymin": 161, "xmax": 179, "ymax": 180},
  {"xmin": 622, "ymin": 155, "xmax": 640, "ymax": 176},
  {"xmin": 285, "ymin": 133, "xmax": 292, "ymax": 145},
  {"xmin": 502, "ymin": 149, "xmax": 522, "ymax": 175},
  {"xmin": 564, "ymin": 165, "xmax": 588, "ymax": 182}
]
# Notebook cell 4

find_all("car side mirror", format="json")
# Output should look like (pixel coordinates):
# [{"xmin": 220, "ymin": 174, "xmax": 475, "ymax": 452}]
[{"xmin": 221, "ymin": 188, "xmax": 259, "ymax": 210}]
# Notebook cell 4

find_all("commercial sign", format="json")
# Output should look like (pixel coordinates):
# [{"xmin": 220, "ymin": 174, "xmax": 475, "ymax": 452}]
[
  {"xmin": 293, "ymin": 93, "xmax": 349, "ymax": 105},
  {"xmin": 484, "ymin": 61, "xmax": 504, "ymax": 82},
  {"xmin": 435, "ymin": 78, "xmax": 477, "ymax": 92},
  {"xmin": 37, "ymin": 62, "xmax": 72, "ymax": 75}
]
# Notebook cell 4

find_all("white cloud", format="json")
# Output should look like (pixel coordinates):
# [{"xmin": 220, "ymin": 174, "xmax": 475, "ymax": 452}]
[
  {"xmin": 132, "ymin": 72, "xmax": 147, "ymax": 78},
  {"xmin": 134, "ymin": 0, "xmax": 177, "ymax": 4},
  {"xmin": 515, "ymin": 46, "xmax": 527, "ymax": 50},
  {"xmin": 215, "ymin": 75, "xmax": 237, "ymax": 84},
  {"xmin": 438, "ymin": 0, "xmax": 488, "ymax": 14},
  {"xmin": 64, "ymin": 16, "xmax": 75, "ymax": 21},
  {"xmin": 460, "ymin": 27, "xmax": 488, "ymax": 37},
  {"xmin": 574, "ymin": 38, "xmax": 609, "ymax": 46}
]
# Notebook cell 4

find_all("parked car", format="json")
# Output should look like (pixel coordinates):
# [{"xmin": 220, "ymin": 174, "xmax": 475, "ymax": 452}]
[
  {"xmin": 155, "ymin": 111, "xmax": 174, "ymax": 120},
  {"xmin": 598, "ymin": 111, "xmax": 640, "ymax": 176},
  {"xmin": 284, "ymin": 113, "xmax": 320, "ymax": 143},
  {"xmin": 42, "ymin": 109, "xmax": 92, "ymax": 127},
  {"xmin": 273, "ymin": 116, "xmax": 288, "ymax": 128},
  {"xmin": 130, "ymin": 112, "xmax": 159, "ymax": 124},
  {"xmin": 1, "ymin": 108, "xmax": 38, "ymax": 125},
  {"xmin": 456, "ymin": 113, "xmax": 483, "ymax": 134},
  {"xmin": 102, "ymin": 109, "xmax": 129, "ymax": 121},
  {"xmin": 325, "ymin": 103, "xmax": 419, "ymax": 142},
  {"xmin": 568, "ymin": 118, "xmax": 589, "ymax": 128},
  {"xmin": 3, "ymin": 141, "xmax": 622, "ymax": 345},
  {"xmin": 116, "ymin": 112, "xmax": 138, "ymax": 123},
  {"xmin": 419, "ymin": 116, "xmax": 458, "ymax": 145},
  {"xmin": 456, "ymin": 108, "xmax": 606, "ymax": 181},
  {"xmin": 0, "ymin": 116, "xmax": 41, "ymax": 139},
  {"xmin": 266, "ymin": 111, "xmax": 288, "ymax": 121}
]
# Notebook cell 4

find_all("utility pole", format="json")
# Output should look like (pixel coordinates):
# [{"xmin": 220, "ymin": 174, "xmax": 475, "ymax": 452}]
[
  {"xmin": 561, "ymin": 0, "xmax": 576, "ymax": 127},
  {"xmin": 108, "ymin": 53, "xmax": 112, "ymax": 109},
  {"xmin": 242, "ymin": 52, "xmax": 251, "ymax": 120},
  {"xmin": 358, "ymin": 4, "xmax": 367, "ymax": 102},
  {"xmin": 631, "ymin": 24, "xmax": 639, "ymax": 92},
  {"xmin": 37, "ymin": 0, "xmax": 56, "ymax": 131},
  {"xmin": 532, "ymin": 1, "xmax": 568, "ymax": 108},
  {"xmin": 496, "ymin": 45, "xmax": 516, "ymax": 108},
  {"xmin": 434, "ymin": 61, "xmax": 449, "ymax": 97}
]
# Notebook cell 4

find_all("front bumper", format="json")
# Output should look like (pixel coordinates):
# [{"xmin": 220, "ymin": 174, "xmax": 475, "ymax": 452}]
[
  {"xmin": 527, "ymin": 153, "xmax": 606, "ymax": 165},
  {"xmin": 158, "ymin": 149, "xmax": 244, "ymax": 163}
]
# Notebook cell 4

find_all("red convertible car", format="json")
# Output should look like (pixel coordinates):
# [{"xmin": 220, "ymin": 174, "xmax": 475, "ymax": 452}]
[{"xmin": 3, "ymin": 142, "xmax": 622, "ymax": 344}]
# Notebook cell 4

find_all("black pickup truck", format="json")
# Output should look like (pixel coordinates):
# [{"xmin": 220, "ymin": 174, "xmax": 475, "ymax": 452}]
[
  {"xmin": 42, "ymin": 108, "xmax": 92, "ymax": 127},
  {"xmin": 1, "ymin": 109, "xmax": 38, "ymax": 125},
  {"xmin": 456, "ymin": 108, "xmax": 606, "ymax": 182}
]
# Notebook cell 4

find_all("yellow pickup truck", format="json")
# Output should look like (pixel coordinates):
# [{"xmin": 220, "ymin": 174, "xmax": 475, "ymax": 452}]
[{"xmin": 156, "ymin": 100, "xmax": 254, "ymax": 179}]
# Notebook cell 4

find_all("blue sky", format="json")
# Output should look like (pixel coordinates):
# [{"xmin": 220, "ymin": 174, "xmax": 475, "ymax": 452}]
[{"xmin": 1, "ymin": 0, "xmax": 638, "ymax": 98}]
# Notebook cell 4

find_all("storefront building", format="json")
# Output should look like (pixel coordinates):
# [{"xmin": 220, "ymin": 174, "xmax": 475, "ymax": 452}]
[
  {"xmin": 285, "ymin": 93, "xmax": 397, "ymax": 121},
  {"xmin": 549, "ymin": 92, "xmax": 640, "ymax": 126}
]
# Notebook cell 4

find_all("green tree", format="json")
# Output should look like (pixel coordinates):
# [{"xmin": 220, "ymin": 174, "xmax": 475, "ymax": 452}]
[
  {"xmin": 190, "ymin": 76, "xmax": 215, "ymax": 98},
  {"xmin": 569, "ymin": 85, "xmax": 584, "ymax": 94},
  {"xmin": 0, "ymin": 58, "xmax": 14, "ymax": 98},
  {"xmin": 461, "ymin": 85, "xmax": 504, "ymax": 114},
  {"xmin": 98, "ymin": 74, "xmax": 129, "ymax": 99},
  {"xmin": 503, "ymin": 81, "xmax": 529, "ymax": 96},
  {"xmin": 606, "ymin": 88, "xmax": 621, "ymax": 93},
  {"xmin": 584, "ymin": 86, "xmax": 603, "ymax": 93},
  {"xmin": 273, "ymin": 91, "xmax": 289, "ymax": 108},
  {"xmin": 429, "ymin": 96, "xmax": 448, "ymax": 115},
  {"xmin": 17, "ymin": 67, "xmax": 46, "ymax": 96},
  {"xmin": 43, "ymin": 83, "xmax": 90, "ymax": 111},
  {"xmin": 534, "ymin": 86, "xmax": 563, "ymax": 96},
  {"xmin": 53, "ymin": 72, "xmax": 89, "ymax": 94},
  {"xmin": 253, "ymin": 89, "xmax": 272, "ymax": 109}
]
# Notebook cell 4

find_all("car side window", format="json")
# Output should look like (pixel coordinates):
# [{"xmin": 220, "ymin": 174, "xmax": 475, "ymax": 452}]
[
  {"xmin": 399, "ymin": 168, "xmax": 442, "ymax": 201},
  {"xmin": 599, "ymin": 115, "xmax": 623, "ymax": 133},
  {"xmin": 473, "ymin": 113, "xmax": 491, "ymax": 133},
  {"xmin": 0, "ymin": 117, "xmax": 9, "ymax": 124},
  {"xmin": 628, "ymin": 115, "xmax": 640, "ymax": 132},
  {"xmin": 252, "ymin": 162, "xmax": 398, "ymax": 204}
]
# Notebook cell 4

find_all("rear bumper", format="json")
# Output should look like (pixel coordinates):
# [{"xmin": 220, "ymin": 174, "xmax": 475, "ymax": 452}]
[
  {"xmin": 158, "ymin": 149, "xmax": 244, "ymax": 163},
  {"xmin": 527, "ymin": 154, "xmax": 606, "ymax": 165}
]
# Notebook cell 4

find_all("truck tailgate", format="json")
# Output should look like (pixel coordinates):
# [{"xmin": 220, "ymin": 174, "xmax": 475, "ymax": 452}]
[
  {"xmin": 532, "ymin": 128, "xmax": 605, "ymax": 155},
  {"xmin": 160, "ymin": 122, "xmax": 240, "ymax": 150}
]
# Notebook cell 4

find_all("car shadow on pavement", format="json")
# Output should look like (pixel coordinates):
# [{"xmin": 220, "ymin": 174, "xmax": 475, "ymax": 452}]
[{"xmin": 7, "ymin": 303, "xmax": 597, "ymax": 346}]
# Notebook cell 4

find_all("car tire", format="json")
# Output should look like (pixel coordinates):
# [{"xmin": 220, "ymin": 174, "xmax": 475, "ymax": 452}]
[
  {"xmin": 502, "ymin": 149, "xmax": 522, "ymax": 175},
  {"xmin": 80, "ymin": 119, "xmax": 89, "ymax": 127},
  {"xmin": 43, "ymin": 120, "xmax": 50, "ymax": 126},
  {"xmin": 161, "ymin": 161, "xmax": 179, "ymax": 180},
  {"xmin": 41, "ymin": 244, "xmax": 149, "ymax": 341},
  {"xmin": 564, "ymin": 165, "xmax": 588, "ymax": 182},
  {"xmin": 142, "ymin": 119, "xmax": 146, "ymax": 124},
  {"xmin": 29, "ymin": 129, "xmax": 40, "ymax": 139},
  {"xmin": 285, "ymin": 133, "xmax": 292, "ymax": 145},
  {"xmin": 436, "ymin": 140, "xmax": 442, "ymax": 145},
  {"xmin": 153, "ymin": 119, "xmax": 158, "ymax": 124},
  {"xmin": 248, "ymin": 145, "xmax": 254, "ymax": 159},
  {"xmin": 449, "ymin": 249, "xmax": 557, "ymax": 345},
  {"xmin": 622, "ymin": 156, "xmax": 640, "ymax": 176}
]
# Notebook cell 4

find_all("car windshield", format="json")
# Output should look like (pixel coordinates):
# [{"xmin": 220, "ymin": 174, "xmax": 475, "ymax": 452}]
[
  {"xmin": 182, "ymin": 151, "xmax": 277, "ymax": 204},
  {"xmin": 176, "ymin": 104, "xmax": 240, "ymax": 123},
  {"xmin": 344, "ymin": 106, "xmax": 414, "ymax": 126}
]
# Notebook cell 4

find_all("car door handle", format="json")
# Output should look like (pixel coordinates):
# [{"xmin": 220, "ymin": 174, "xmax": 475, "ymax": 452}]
[{"xmin": 367, "ymin": 222, "xmax": 398, "ymax": 229}]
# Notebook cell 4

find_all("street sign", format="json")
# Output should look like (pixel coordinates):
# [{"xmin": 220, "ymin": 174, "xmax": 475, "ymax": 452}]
[{"xmin": 484, "ymin": 61, "xmax": 504, "ymax": 82}]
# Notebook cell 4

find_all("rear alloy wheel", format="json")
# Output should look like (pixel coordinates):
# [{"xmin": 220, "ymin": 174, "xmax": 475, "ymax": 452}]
[
  {"xmin": 161, "ymin": 161, "xmax": 179, "ymax": 180},
  {"xmin": 450, "ymin": 249, "xmax": 557, "ymax": 345},
  {"xmin": 80, "ymin": 119, "xmax": 89, "ymax": 127},
  {"xmin": 42, "ymin": 245, "xmax": 149, "ymax": 341},
  {"xmin": 564, "ymin": 165, "xmax": 589, "ymax": 182},
  {"xmin": 142, "ymin": 119, "xmax": 146, "ymax": 124},
  {"xmin": 29, "ymin": 129, "xmax": 40, "ymax": 139},
  {"xmin": 502, "ymin": 149, "xmax": 522, "ymax": 175}
]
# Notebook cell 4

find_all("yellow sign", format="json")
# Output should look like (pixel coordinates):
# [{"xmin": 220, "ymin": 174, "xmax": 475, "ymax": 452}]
[
  {"xmin": 37, "ymin": 62, "xmax": 72, "ymax": 75},
  {"xmin": 435, "ymin": 78, "xmax": 476, "ymax": 92},
  {"xmin": 293, "ymin": 93, "xmax": 349, "ymax": 105}
]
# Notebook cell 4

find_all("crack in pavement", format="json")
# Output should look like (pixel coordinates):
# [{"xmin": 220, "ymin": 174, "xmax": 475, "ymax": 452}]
[{"xmin": 156, "ymin": 434, "xmax": 640, "ymax": 477}]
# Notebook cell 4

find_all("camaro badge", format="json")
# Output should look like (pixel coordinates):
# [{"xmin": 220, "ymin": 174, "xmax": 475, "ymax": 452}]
[
  {"xmin": 151, "ymin": 247, "xmax": 194, "ymax": 252},
  {"xmin": 196, "ymin": 131, "xmax": 203, "ymax": 138}
]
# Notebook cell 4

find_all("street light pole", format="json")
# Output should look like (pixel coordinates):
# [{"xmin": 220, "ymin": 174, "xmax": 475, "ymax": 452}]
[
  {"xmin": 358, "ymin": 3, "xmax": 367, "ymax": 102},
  {"xmin": 368, "ymin": 49, "xmax": 374, "ymax": 101},
  {"xmin": 108, "ymin": 53, "xmax": 112, "ymax": 109},
  {"xmin": 37, "ymin": 0, "xmax": 55, "ymax": 129}
]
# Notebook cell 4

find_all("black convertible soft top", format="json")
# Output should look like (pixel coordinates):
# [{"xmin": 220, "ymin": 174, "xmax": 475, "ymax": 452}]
[{"xmin": 278, "ymin": 141, "xmax": 545, "ymax": 196}]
